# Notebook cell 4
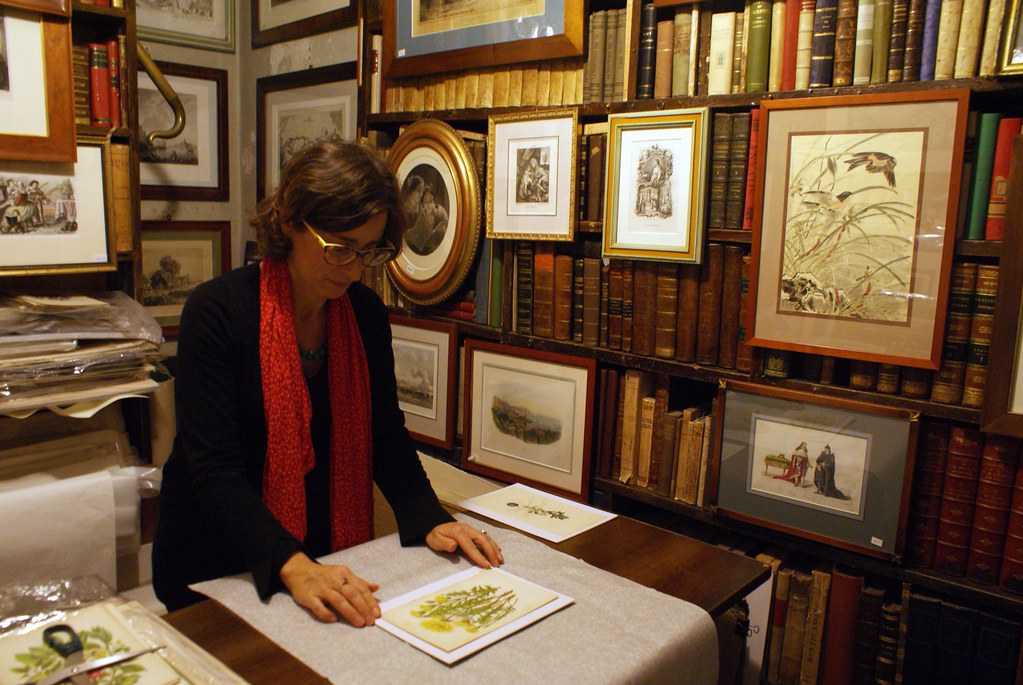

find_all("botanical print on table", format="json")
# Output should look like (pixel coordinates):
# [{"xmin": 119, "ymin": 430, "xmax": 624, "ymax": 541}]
[
  {"xmin": 0, "ymin": 12, "xmax": 8, "ymax": 92},
  {"xmin": 401, "ymin": 165, "xmax": 451, "ymax": 256},
  {"xmin": 0, "ymin": 175, "xmax": 78, "ymax": 235},
  {"xmin": 139, "ymin": 87, "xmax": 199, "ymax": 166},
  {"xmin": 139, "ymin": 239, "xmax": 214, "ymax": 319},
  {"xmin": 780, "ymin": 130, "xmax": 924, "ymax": 324},
  {"xmin": 461, "ymin": 483, "xmax": 616, "ymax": 541},
  {"xmin": 392, "ymin": 336, "xmax": 438, "ymax": 419},
  {"xmin": 747, "ymin": 414, "xmax": 868, "ymax": 519},
  {"xmin": 413, "ymin": 0, "xmax": 544, "ymax": 36},
  {"xmin": 507, "ymin": 137, "xmax": 557, "ymax": 216}
]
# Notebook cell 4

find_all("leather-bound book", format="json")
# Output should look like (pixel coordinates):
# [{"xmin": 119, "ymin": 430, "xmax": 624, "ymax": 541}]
[
  {"xmin": 600, "ymin": 368, "xmax": 620, "ymax": 479},
  {"xmin": 695, "ymin": 243, "xmax": 725, "ymax": 366},
  {"xmin": 655, "ymin": 19, "xmax": 675, "ymax": 98},
  {"xmin": 795, "ymin": 0, "xmax": 816, "ymax": 87},
  {"xmin": 902, "ymin": 0, "xmax": 927, "ymax": 80},
  {"xmin": 619, "ymin": 369, "xmax": 656, "ymax": 485},
  {"xmin": 87, "ymin": 43, "xmax": 112, "ymax": 127},
  {"xmin": 595, "ymin": 368, "xmax": 610, "ymax": 478},
  {"xmin": 933, "ymin": 0, "xmax": 963, "ymax": 80},
  {"xmin": 967, "ymin": 435, "xmax": 1020, "ymax": 584},
  {"xmin": 515, "ymin": 241, "xmax": 535, "ymax": 334},
  {"xmin": 599, "ymin": 261, "xmax": 610, "ymax": 347},
  {"xmin": 985, "ymin": 117, "xmax": 1023, "ymax": 240},
  {"xmin": 906, "ymin": 421, "xmax": 950, "ymax": 568},
  {"xmin": 875, "ymin": 364, "xmax": 901, "ymax": 394},
  {"xmin": 953, "ymin": 0, "xmax": 986, "ymax": 78},
  {"xmin": 762, "ymin": 349, "xmax": 793, "ymax": 379},
  {"xmin": 654, "ymin": 262, "xmax": 679, "ymax": 359},
  {"xmin": 852, "ymin": 0, "xmax": 875, "ymax": 85},
  {"xmin": 656, "ymin": 409, "xmax": 684, "ymax": 497},
  {"xmin": 72, "ymin": 44, "xmax": 91, "ymax": 126},
  {"xmin": 586, "ymin": 10, "xmax": 608, "ymax": 102},
  {"xmin": 900, "ymin": 366, "xmax": 932, "ymax": 399},
  {"xmin": 935, "ymin": 602, "xmax": 979, "ymax": 684},
  {"xmin": 852, "ymin": 584, "xmax": 886, "ymax": 685},
  {"xmin": 636, "ymin": 3, "xmax": 658, "ymax": 99},
  {"xmin": 874, "ymin": 602, "xmax": 901, "ymax": 685},
  {"xmin": 870, "ymin": 0, "xmax": 893, "ymax": 83},
  {"xmin": 962, "ymin": 264, "xmax": 998, "ymax": 408},
  {"xmin": 532, "ymin": 243, "xmax": 556, "ymax": 338},
  {"xmin": 809, "ymin": 0, "xmax": 839, "ymax": 87},
  {"xmin": 745, "ymin": 0, "xmax": 773, "ymax": 92},
  {"xmin": 553, "ymin": 253, "xmax": 574, "ymax": 341},
  {"xmin": 974, "ymin": 612, "xmax": 1022, "ymax": 685},
  {"xmin": 931, "ymin": 262, "xmax": 978, "ymax": 405},
  {"xmin": 886, "ymin": 0, "xmax": 909, "ymax": 81},
  {"xmin": 631, "ymin": 261, "xmax": 659, "ymax": 357},
  {"xmin": 902, "ymin": 592, "xmax": 941, "ymax": 683},
  {"xmin": 586, "ymin": 133, "xmax": 607, "ymax": 222},
  {"xmin": 672, "ymin": 9, "xmax": 694, "ymax": 96},
  {"xmin": 742, "ymin": 108, "xmax": 761, "ymax": 230},
  {"xmin": 578, "ymin": 131, "xmax": 589, "ymax": 222},
  {"xmin": 718, "ymin": 246, "xmax": 744, "ymax": 369},
  {"xmin": 636, "ymin": 396, "xmax": 657, "ymax": 488},
  {"xmin": 933, "ymin": 426, "xmax": 984, "ymax": 576},
  {"xmin": 709, "ymin": 113, "xmax": 733, "ymax": 230},
  {"xmin": 608, "ymin": 260, "xmax": 624, "ymax": 350},
  {"xmin": 645, "ymin": 375, "xmax": 671, "ymax": 491},
  {"xmin": 767, "ymin": 564, "xmax": 794, "ymax": 683},
  {"xmin": 731, "ymin": 13, "xmax": 744, "ymax": 93},
  {"xmin": 571, "ymin": 257, "xmax": 585, "ymax": 343},
  {"xmin": 999, "ymin": 463, "xmax": 1023, "ymax": 593},
  {"xmin": 736, "ymin": 256, "xmax": 754, "ymax": 373},
  {"xmin": 696, "ymin": 6, "xmax": 714, "ymax": 96},
  {"xmin": 848, "ymin": 360, "xmax": 878, "ymax": 391},
  {"xmin": 799, "ymin": 567, "xmax": 832, "ymax": 685},
  {"xmin": 778, "ymin": 569, "xmax": 813, "ymax": 685},
  {"xmin": 622, "ymin": 260, "xmax": 635, "ymax": 353},
  {"xmin": 675, "ymin": 263, "xmax": 702, "ymax": 363},
  {"xmin": 603, "ymin": 10, "xmax": 620, "ymax": 102},
  {"xmin": 818, "ymin": 356, "xmax": 837, "ymax": 384},
  {"xmin": 832, "ymin": 0, "xmax": 857, "ymax": 85},
  {"xmin": 768, "ymin": 0, "xmax": 787, "ymax": 91},
  {"xmin": 582, "ymin": 257, "xmax": 603, "ymax": 347},
  {"xmin": 800, "ymin": 353, "xmax": 823, "ymax": 381},
  {"xmin": 612, "ymin": 373, "xmax": 627, "ymax": 481},
  {"xmin": 822, "ymin": 567, "xmax": 864, "ymax": 685},
  {"xmin": 725, "ymin": 112, "xmax": 752, "ymax": 229}
]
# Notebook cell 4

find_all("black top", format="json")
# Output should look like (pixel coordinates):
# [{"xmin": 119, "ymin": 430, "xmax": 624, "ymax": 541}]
[{"xmin": 152, "ymin": 263, "xmax": 453, "ymax": 611}]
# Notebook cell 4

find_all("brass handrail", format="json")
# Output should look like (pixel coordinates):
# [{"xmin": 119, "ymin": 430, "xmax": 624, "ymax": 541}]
[{"xmin": 136, "ymin": 41, "xmax": 185, "ymax": 145}]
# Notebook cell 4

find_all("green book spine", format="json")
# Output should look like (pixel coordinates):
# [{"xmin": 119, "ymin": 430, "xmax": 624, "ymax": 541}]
[
  {"xmin": 965, "ymin": 112, "xmax": 1002, "ymax": 240},
  {"xmin": 746, "ymin": 0, "xmax": 774, "ymax": 92},
  {"xmin": 870, "ymin": 0, "xmax": 893, "ymax": 83}
]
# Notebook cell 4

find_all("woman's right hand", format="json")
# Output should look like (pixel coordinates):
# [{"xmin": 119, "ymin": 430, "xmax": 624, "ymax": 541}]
[{"xmin": 279, "ymin": 552, "xmax": 381, "ymax": 626}]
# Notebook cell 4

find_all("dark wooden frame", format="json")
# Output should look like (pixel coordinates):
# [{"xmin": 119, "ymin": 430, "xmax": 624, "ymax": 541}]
[
  {"xmin": 0, "ymin": 11, "xmax": 74, "ymax": 163},
  {"xmin": 388, "ymin": 313, "xmax": 458, "ymax": 450},
  {"xmin": 140, "ymin": 62, "xmax": 229, "ymax": 202},
  {"xmin": 250, "ymin": 0, "xmax": 356, "ymax": 49},
  {"xmin": 382, "ymin": 0, "xmax": 585, "ymax": 79},
  {"xmin": 710, "ymin": 380, "xmax": 918, "ymax": 561},
  {"xmin": 461, "ymin": 338, "xmax": 597, "ymax": 502}
]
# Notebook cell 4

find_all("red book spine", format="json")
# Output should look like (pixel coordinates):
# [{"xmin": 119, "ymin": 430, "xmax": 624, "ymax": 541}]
[
  {"xmin": 106, "ymin": 39, "xmax": 121, "ymax": 129},
  {"xmin": 742, "ymin": 107, "xmax": 760, "ymax": 230},
  {"xmin": 984, "ymin": 117, "xmax": 1023, "ymax": 240},
  {"xmin": 906, "ymin": 421, "xmax": 949, "ymax": 568},
  {"xmin": 933, "ymin": 426, "xmax": 983, "ymax": 576},
  {"xmin": 87, "ymin": 43, "xmax": 111, "ymax": 127},
  {"xmin": 998, "ymin": 463, "xmax": 1023, "ymax": 593},
  {"xmin": 967, "ymin": 436, "xmax": 1020, "ymax": 583},
  {"xmin": 781, "ymin": 0, "xmax": 802, "ymax": 90}
]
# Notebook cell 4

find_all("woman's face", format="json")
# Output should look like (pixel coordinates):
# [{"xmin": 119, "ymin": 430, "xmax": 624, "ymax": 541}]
[{"xmin": 284, "ymin": 212, "xmax": 387, "ymax": 304}]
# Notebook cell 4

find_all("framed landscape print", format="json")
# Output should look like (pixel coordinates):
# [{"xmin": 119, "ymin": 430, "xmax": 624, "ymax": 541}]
[
  {"xmin": 0, "ymin": 8, "xmax": 75, "ymax": 163},
  {"xmin": 139, "ymin": 221, "xmax": 231, "ymax": 337},
  {"xmin": 713, "ymin": 381, "xmax": 917, "ymax": 560},
  {"xmin": 487, "ymin": 108, "xmax": 578, "ymax": 241},
  {"xmin": 602, "ymin": 108, "xmax": 709, "ymax": 264},
  {"xmin": 748, "ymin": 89, "xmax": 969, "ymax": 369},
  {"xmin": 251, "ymin": 0, "xmax": 355, "ymax": 48},
  {"xmin": 389, "ymin": 314, "xmax": 458, "ymax": 450},
  {"xmin": 139, "ymin": 62, "xmax": 228, "ymax": 201},
  {"xmin": 256, "ymin": 62, "xmax": 358, "ymax": 200},
  {"xmin": 383, "ymin": 0, "xmax": 585, "ymax": 78},
  {"xmin": 0, "ymin": 139, "xmax": 113, "ymax": 275},
  {"xmin": 386, "ymin": 119, "xmax": 482, "ymax": 306},
  {"xmin": 462, "ymin": 339, "xmax": 596, "ymax": 501},
  {"xmin": 137, "ymin": 0, "xmax": 235, "ymax": 52}
]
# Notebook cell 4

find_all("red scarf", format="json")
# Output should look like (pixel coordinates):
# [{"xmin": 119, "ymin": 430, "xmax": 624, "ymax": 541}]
[{"xmin": 259, "ymin": 259, "xmax": 373, "ymax": 551}]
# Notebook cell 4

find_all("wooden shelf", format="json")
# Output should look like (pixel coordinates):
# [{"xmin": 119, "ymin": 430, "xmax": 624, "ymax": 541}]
[{"xmin": 71, "ymin": 1, "xmax": 126, "ymax": 19}]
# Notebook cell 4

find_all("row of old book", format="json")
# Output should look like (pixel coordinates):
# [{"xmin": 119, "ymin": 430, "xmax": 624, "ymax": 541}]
[
  {"xmin": 71, "ymin": 39, "xmax": 125, "ymax": 129},
  {"xmin": 906, "ymin": 422, "xmax": 1023, "ymax": 594},
  {"xmin": 963, "ymin": 112, "xmax": 1023, "ymax": 241},
  {"xmin": 751, "ymin": 549, "xmax": 1020, "ymax": 685}
]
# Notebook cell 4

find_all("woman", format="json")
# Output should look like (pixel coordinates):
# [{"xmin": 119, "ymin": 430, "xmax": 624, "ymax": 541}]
[
  {"xmin": 813, "ymin": 444, "xmax": 848, "ymax": 499},
  {"xmin": 153, "ymin": 141, "xmax": 503, "ymax": 627}
]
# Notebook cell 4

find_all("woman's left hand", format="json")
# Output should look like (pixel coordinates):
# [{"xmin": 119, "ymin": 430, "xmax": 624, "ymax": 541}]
[{"xmin": 426, "ymin": 522, "xmax": 504, "ymax": 568}]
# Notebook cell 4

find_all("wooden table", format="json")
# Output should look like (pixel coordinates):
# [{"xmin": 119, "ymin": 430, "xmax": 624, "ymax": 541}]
[{"xmin": 164, "ymin": 514, "xmax": 768, "ymax": 684}]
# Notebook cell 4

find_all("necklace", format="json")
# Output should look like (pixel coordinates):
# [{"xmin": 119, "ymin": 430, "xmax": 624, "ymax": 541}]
[{"xmin": 298, "ymin": 343, "xmax": 327, "ymax": 361}]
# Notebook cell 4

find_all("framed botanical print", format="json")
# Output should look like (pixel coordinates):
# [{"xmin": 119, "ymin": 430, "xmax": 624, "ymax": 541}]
[
  {"xmin": 256, "ymin": 62, "xmax": 358, "ymax": 200},
  {"xmin": 389, "ymin": 314, "xmax": 458, "ymax": 450},
  {"xmin": 137, "ymin": 0, "xmax": 235, "ymax": 52},
  {"xmin": 487, "ymin": 108, "xmax": 578, "ymax": 241},
  {"xmin": 251, "ymin": 0, "xmax": 355, "ymax": 48},
  {"xmin": 748, "ymin": 89, "xmax": 969, "ymax": 369},
  {"xmin": 139, "ymin": 62, "xmax": 228, "ymax": 201}
]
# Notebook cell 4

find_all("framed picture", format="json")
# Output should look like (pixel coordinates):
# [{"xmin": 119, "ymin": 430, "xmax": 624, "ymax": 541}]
[
  {"xmin": 462, "ymin": 339, "xmax": 596, "ymax": 501},
  {"xmin": 251, "ymin": 0, "xmax": 355, "ymax": 48},
  {"xmin": 139, "ymin": 221, "xmax": 231, "ymax": 337},
  {"xmin": 982, "ymin": 135, "xmax": 1023, "ymax": 437},
  {"xmin": 602, "ymin": 108, "xmax": 709, "ymax": 264},
  {"xmin": 386, "ymin": 119, "xmax": 482, "ymax": 306},
  {"xmin": 389, "ymin": 314, "xmax": 458, "ymax": 450},
  {"xmin": 487, "ymin": 108, "xmax": 578, "ymax": 241},
  {"xmin": 382, "ymin": 0, "xmax": 585, "ymax": 78},
  {"xmin": 256, "ymin": 63, "xmax": 358, "ymax": 200},
  {"xmin": 139, "ymin": 62, "xmax": 228, "ymax": 202},
  {"xmin": 137, "ymin": 0, "xmax": 235, "ymax": 52},
  {"xmin": 712, "ymin": 381, "xmax": 918, "ymax": 560},
  {"xmin": 0, "ymin": 8, "xmax": 75, "ymax": 163},
  {"xmin": 0, "ymin": 138, "xmax": 114, "ymax": 275},
  {"xmin": 748, "ymin": 89, "xmax": 969, "ymax": 369},
  {"xmin": 1000, "ymin": 0, "xmax": 1023, "ymax": 74}
]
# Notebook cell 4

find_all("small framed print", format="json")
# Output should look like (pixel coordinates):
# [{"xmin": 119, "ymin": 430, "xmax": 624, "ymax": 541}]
[
  {"xmin": 137, "ymin": 0, "xmax": 235, "ymax": 53},
  {"xmin": 712, "ymin": 381, "xmax": 918, "ymax": 560},
  {"xmin": 139, "ymin": 221, "xmax": 231, "ymax": 337},
  {"xmin": 487, "ymin": 108, "xmax": 578, "ymax": 241},
  {"xmin": 462, "ymin": 339, "xmax": 596, "ymax": 502},
  {"xmin": 0, "ymin": 138, "xmax": 113, "ymax": 275},
  {"xmin": 389, "ymin": 314, "xmax": 457, "ymax": 450},
  {"xmin": 139, "ymin": 62, "xmax": 228, "ymax": 201},
  {"xmin": 251, "ymin": 0, "xmax": 355, "ymax": 48},
  {"xmin": 603, "ymin": 108, "xmax": 709, "ymax": 264}
]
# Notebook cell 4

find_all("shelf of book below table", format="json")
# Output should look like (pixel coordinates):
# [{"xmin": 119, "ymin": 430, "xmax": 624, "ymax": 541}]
[{"xmin": 596, "ymin": 478, "xmax": 1023, "ymax": 616}]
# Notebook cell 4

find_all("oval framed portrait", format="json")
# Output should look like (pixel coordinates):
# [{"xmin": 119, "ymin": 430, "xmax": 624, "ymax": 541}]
[{"xmin": 386, "ymin": 119, "xmax": 482, "ymax": 305}]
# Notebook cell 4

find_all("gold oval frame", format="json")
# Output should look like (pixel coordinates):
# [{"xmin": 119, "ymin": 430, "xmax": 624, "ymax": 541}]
[{"xmin": 386, "ymin": 119, "xmax": 482, "ymax": 306}]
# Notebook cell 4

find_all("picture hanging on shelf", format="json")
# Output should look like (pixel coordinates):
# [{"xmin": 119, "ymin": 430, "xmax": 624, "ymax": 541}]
[
  {"xmin": 1000, "ymin": 0, "xmax": 1023, "ymax": 74},
  {"xmin": 747, "ymin": 89, "xmax": 969, "ymax": 369},
  {"xmin": 385, "ymin": 119, "xmax": 482, "ymax": 306},
  {"xmin": 486, "ymin": 108, "xmax": 578, "ymax": 241},
  {"xmin": 139, "ymin": 62, "xmax": 229, "ymax": 201},
  {"xmin": 711, "ymin": 380, "xmax": 917, "ymax": 561},
  {"xmin": 137, "ymin": 0, "xmax": 235, "ymax": 52},
  {"xmin": 602, "ymin": 108, "xmax": 709, "ymax": 264},
  {"xmin": 251, "ymin": 0, "xmax": 355, "ymax": 48},
  {"xmin": 389, "ymin": 314, "xmax": 458, "ymax": 450}
]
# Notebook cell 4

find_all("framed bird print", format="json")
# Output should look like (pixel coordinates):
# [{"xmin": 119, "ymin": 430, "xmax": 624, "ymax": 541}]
[{"xmin": 747, "ymin": 90, "xmax": 970, "ymax": 369}]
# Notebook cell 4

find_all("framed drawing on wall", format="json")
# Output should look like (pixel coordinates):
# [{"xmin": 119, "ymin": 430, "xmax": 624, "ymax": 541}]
[
  {"xmin": 748, "ymin": 89, "xmax": 969, "ymax": 369},
  {"xmin": 0, "ymin": 8, "xmax": 75, "ymax": 163},
  {"xmin": 0, "ymin": 139, "xmax": 113, "ymax": 275},
  {"xmin": 462, "ymin": 339, "xmax": 596, "ymax": 501},
  {"xmin": 487, "ymin": 108, "xmax": 578, "ymax": 241},
  {"xmin": 602, "ymin": 108, "xmax": 709, "ymax": 264},
  {"xmin": 139, "ymin": 221, "xmax": 231, "ymax": 337},
  {"xmin": 386, "ymin": 119, "xmax": 482, "ymax": 306},
  {"xmin": 251, "ymin": 0, "xmax": 355, "ymax": 48},
  {"xmin": 256, "ymin": 62, "xmax": 358, "ymax": 200},
  {"xmin": 712, "ymin": 381, "xmax": 918, "ymax": 560},
  {"xmin": 389, "ymin": 314, "xmax": 458, "ymax": 450},
  {"xmin": 382, "ymin": 0, "xmax": 585, "ymax": 78},
  {"xmin": 139, "ymin": 62, "xmax": 229, "ymax": 201},
  {"xmin": 137, "ymin": 0, "xmax": 235, "ymax": 52}
]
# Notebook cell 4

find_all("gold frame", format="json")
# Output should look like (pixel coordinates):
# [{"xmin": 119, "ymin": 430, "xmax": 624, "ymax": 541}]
[
  {"xmin": 1000, "ymin": 0, "xmax": 1023, "ymax": 74},
  {"xmin": 386, "ymin": 119, "xmax": 482, "ymax": 306}
]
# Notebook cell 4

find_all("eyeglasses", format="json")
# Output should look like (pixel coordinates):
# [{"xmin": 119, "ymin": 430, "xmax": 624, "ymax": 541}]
[{"xmin": 303, "ymin": 221, "xmax": 395, "ymax": 267}]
